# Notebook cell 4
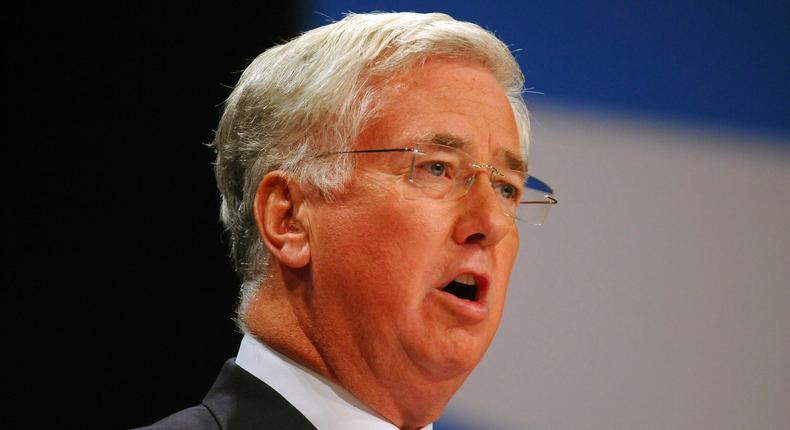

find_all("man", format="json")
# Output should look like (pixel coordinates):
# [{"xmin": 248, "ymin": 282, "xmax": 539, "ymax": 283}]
[{"xmin": 138, "ymin": 11, "xmax": 556, "ymax": 430}]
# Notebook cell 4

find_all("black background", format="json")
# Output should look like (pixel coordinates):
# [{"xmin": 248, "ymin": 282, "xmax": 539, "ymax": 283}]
[{"xmin": 4, "ymin": 4, "xmax": 299, "ymax": 428}]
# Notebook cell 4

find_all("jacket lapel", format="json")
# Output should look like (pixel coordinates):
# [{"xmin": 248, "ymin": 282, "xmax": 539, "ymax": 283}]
[{"xmin": 202, "ymin": 359, "xmax": 316, "ymax": 430}]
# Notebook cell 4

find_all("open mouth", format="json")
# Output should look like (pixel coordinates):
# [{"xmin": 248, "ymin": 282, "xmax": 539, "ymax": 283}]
[{"xmin": 441, "ymin": 274, "xmax": 479, "ymax": 301}]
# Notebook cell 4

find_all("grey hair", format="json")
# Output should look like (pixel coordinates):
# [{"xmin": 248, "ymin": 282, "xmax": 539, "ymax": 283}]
[{"xmin": 211, "ymin": 12, "xmax": 531, "ymax": 328}]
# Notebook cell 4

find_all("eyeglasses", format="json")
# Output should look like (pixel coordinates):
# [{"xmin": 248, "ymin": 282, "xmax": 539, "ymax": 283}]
[{"xmin": 319, "ymin": 143, "xmax": 558, "ymax": 225}]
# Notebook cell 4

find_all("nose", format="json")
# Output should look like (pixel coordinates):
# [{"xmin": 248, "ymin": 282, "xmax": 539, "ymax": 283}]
[{"xmin": 451, "ymin": 170, "xmax": 514, "ymax": 247}]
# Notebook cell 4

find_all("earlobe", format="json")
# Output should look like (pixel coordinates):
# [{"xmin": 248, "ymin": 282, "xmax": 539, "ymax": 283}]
[{"xmin": 253, "ymin": 172, "xmax": 311, "ymax": 269}]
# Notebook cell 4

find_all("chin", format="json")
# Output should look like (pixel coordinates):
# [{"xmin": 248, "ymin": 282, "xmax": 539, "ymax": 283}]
[{"xmin": 411, "ymin": 332, "xmax": 490, "ymax": 379}]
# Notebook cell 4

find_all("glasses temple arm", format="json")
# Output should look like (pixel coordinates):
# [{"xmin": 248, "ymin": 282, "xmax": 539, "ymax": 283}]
[{"xmin": 519, "ymin": 195, "xmax": 558, "ymax": 205}]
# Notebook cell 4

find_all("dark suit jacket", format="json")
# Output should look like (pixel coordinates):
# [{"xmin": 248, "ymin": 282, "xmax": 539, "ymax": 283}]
[{"xmin": 134, "ymin": 358, "xmax": 316, "ymax": 430}]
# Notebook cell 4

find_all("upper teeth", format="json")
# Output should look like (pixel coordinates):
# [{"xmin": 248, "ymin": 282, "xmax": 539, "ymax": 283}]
[{"xmin": 453, "ymin": 274, "xmax": 476, "ymax": 286}]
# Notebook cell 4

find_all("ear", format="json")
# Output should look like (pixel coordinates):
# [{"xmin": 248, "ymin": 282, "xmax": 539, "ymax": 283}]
[{"xmin": 253, "ymin": 171, "xmax": 311, "ymax": 269}]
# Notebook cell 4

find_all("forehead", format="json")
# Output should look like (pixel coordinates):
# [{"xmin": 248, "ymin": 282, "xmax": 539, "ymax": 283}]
[{"xmin": 360, "ymin": 58, "xmax": 523, "ymax": 165}]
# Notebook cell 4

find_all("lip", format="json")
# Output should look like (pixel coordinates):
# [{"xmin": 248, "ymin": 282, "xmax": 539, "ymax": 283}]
[{"xmin": 430, "ymin": 271, "xmax": 490, "ymax": 322}]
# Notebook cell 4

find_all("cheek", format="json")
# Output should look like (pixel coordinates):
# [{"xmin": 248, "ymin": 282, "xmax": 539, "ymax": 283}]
[
  {"xmin": 310, "ymin": 194, "xmax": 456, "ymax": 320},
  {"xmin": 489, "ymin": 233, "xmax": 519, "ymax": 311},
  {"xmin": 501, "ymin": 233, "xmax": 520, "ymax": 273},
  {"xmin": 311, "ymin": 195, "xmax": 436, "ymax": 283}
]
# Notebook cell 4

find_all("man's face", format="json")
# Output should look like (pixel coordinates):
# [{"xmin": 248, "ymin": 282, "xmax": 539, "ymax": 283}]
[{"xmin": 301, "ymin": 58, "xmax": 522, "ymax": 400}]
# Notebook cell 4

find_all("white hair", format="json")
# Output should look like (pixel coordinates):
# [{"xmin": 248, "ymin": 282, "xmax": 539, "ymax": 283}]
[{"xmin": 211, "ymin": 12, "xmax": 531, "ymax": 327}]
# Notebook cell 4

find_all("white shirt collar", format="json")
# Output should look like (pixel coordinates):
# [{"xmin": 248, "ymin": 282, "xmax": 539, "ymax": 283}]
[{"xmin": 235, "ymin": 333, "xmax": 433, "ymax": 430}]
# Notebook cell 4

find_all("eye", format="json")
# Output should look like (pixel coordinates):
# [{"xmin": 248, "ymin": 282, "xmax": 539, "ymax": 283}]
[
  {"xmin": 415, "ymin": 160, "xmax": 453, "ymax": 179},
  {"xmin": 411, "ymin": 150, "xmax": 461, "ymax": 185},
  {"xmin": 494, "ymin": 182, "xmax": 520, "ymax": 200},
  {"xmin": 428, "ymin": 162, "xmax": 447, "ymax": 177}
]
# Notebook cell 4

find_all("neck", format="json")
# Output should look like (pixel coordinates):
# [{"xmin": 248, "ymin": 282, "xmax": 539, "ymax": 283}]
[
  {"xmin": 244, "ymin": 264, "xmax": 459, "ymax": 428},
  {"xmin": 243, "ymin": 267, "xmax": 331, "ymax": 380}
]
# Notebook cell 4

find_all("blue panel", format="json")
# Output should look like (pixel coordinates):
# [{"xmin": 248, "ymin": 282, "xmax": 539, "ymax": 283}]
[
  {"xmin": 526, "ymin": 175, "xmax": 554, "ymax": 194},
  {"xmin": 302, "ymin": 0, "xmax": 789, "ymax": 140}
]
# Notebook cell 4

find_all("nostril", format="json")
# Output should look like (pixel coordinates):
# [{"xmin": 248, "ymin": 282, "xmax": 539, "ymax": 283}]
[{"xmin": 464, "ymin": 232, "xmax": 486, "ymax": 244}]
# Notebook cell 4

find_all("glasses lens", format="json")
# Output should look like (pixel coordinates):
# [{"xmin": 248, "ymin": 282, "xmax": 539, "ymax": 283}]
[
  {"xmin": 404, "ymin": 144, "xmax": 556, "ymax": 226},
  {"xmin": 514, "ymin": 177, "xmax": 557, "ymax": 225},
  {"xmin": 513, "ymin": 190, "xmax": 551, "ymax": 225},
  {"xmin": 405, "ymin": 143, "xmax": 468, "ymax": 200}
]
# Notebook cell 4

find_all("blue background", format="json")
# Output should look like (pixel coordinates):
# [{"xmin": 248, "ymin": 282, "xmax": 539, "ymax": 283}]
[{"xmin": 304, "ymin": 1, "xmax": 789, "ymax": 140}]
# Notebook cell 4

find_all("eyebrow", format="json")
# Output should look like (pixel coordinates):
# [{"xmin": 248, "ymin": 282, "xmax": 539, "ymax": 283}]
[
  {"xmin": 419, "ymin": 132, "xmax": 527, "ymax": 173},
  {"xmin": 504, "ymin": 150, "xmax": 527, "ymax": 173},
  {"xmin": 421, "ymin": 132, "xmax": 469, "ymax": 149}
]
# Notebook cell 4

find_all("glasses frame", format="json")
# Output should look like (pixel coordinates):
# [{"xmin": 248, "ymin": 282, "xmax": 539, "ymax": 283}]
[{"xmin": 318, "ymin": 145, "xmax": 558, "ymax": 223}]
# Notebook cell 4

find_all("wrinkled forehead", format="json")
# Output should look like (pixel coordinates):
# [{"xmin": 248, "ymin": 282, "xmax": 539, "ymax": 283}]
[{"xmin": 416, "ymin": 132, "xmax": 527, "ymax": 173}]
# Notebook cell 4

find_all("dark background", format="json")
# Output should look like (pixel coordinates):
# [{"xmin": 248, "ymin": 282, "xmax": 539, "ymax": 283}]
[
  {"xmin": 4, "ymin": 4, "xmax": 299, "ymax": 428},
  {"xmin": 5, "ymin": 2, "xmax": 787, "ymax": 428}
]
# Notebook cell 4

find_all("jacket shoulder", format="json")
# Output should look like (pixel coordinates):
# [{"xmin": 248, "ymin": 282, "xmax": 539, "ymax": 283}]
[
  {"xmin": 132, "ymin": 358, "xmax": 315, "ymax": 430},
  {"xmin": 132, "ymin": 404, "xmax": 218, "ymax": 430}
]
